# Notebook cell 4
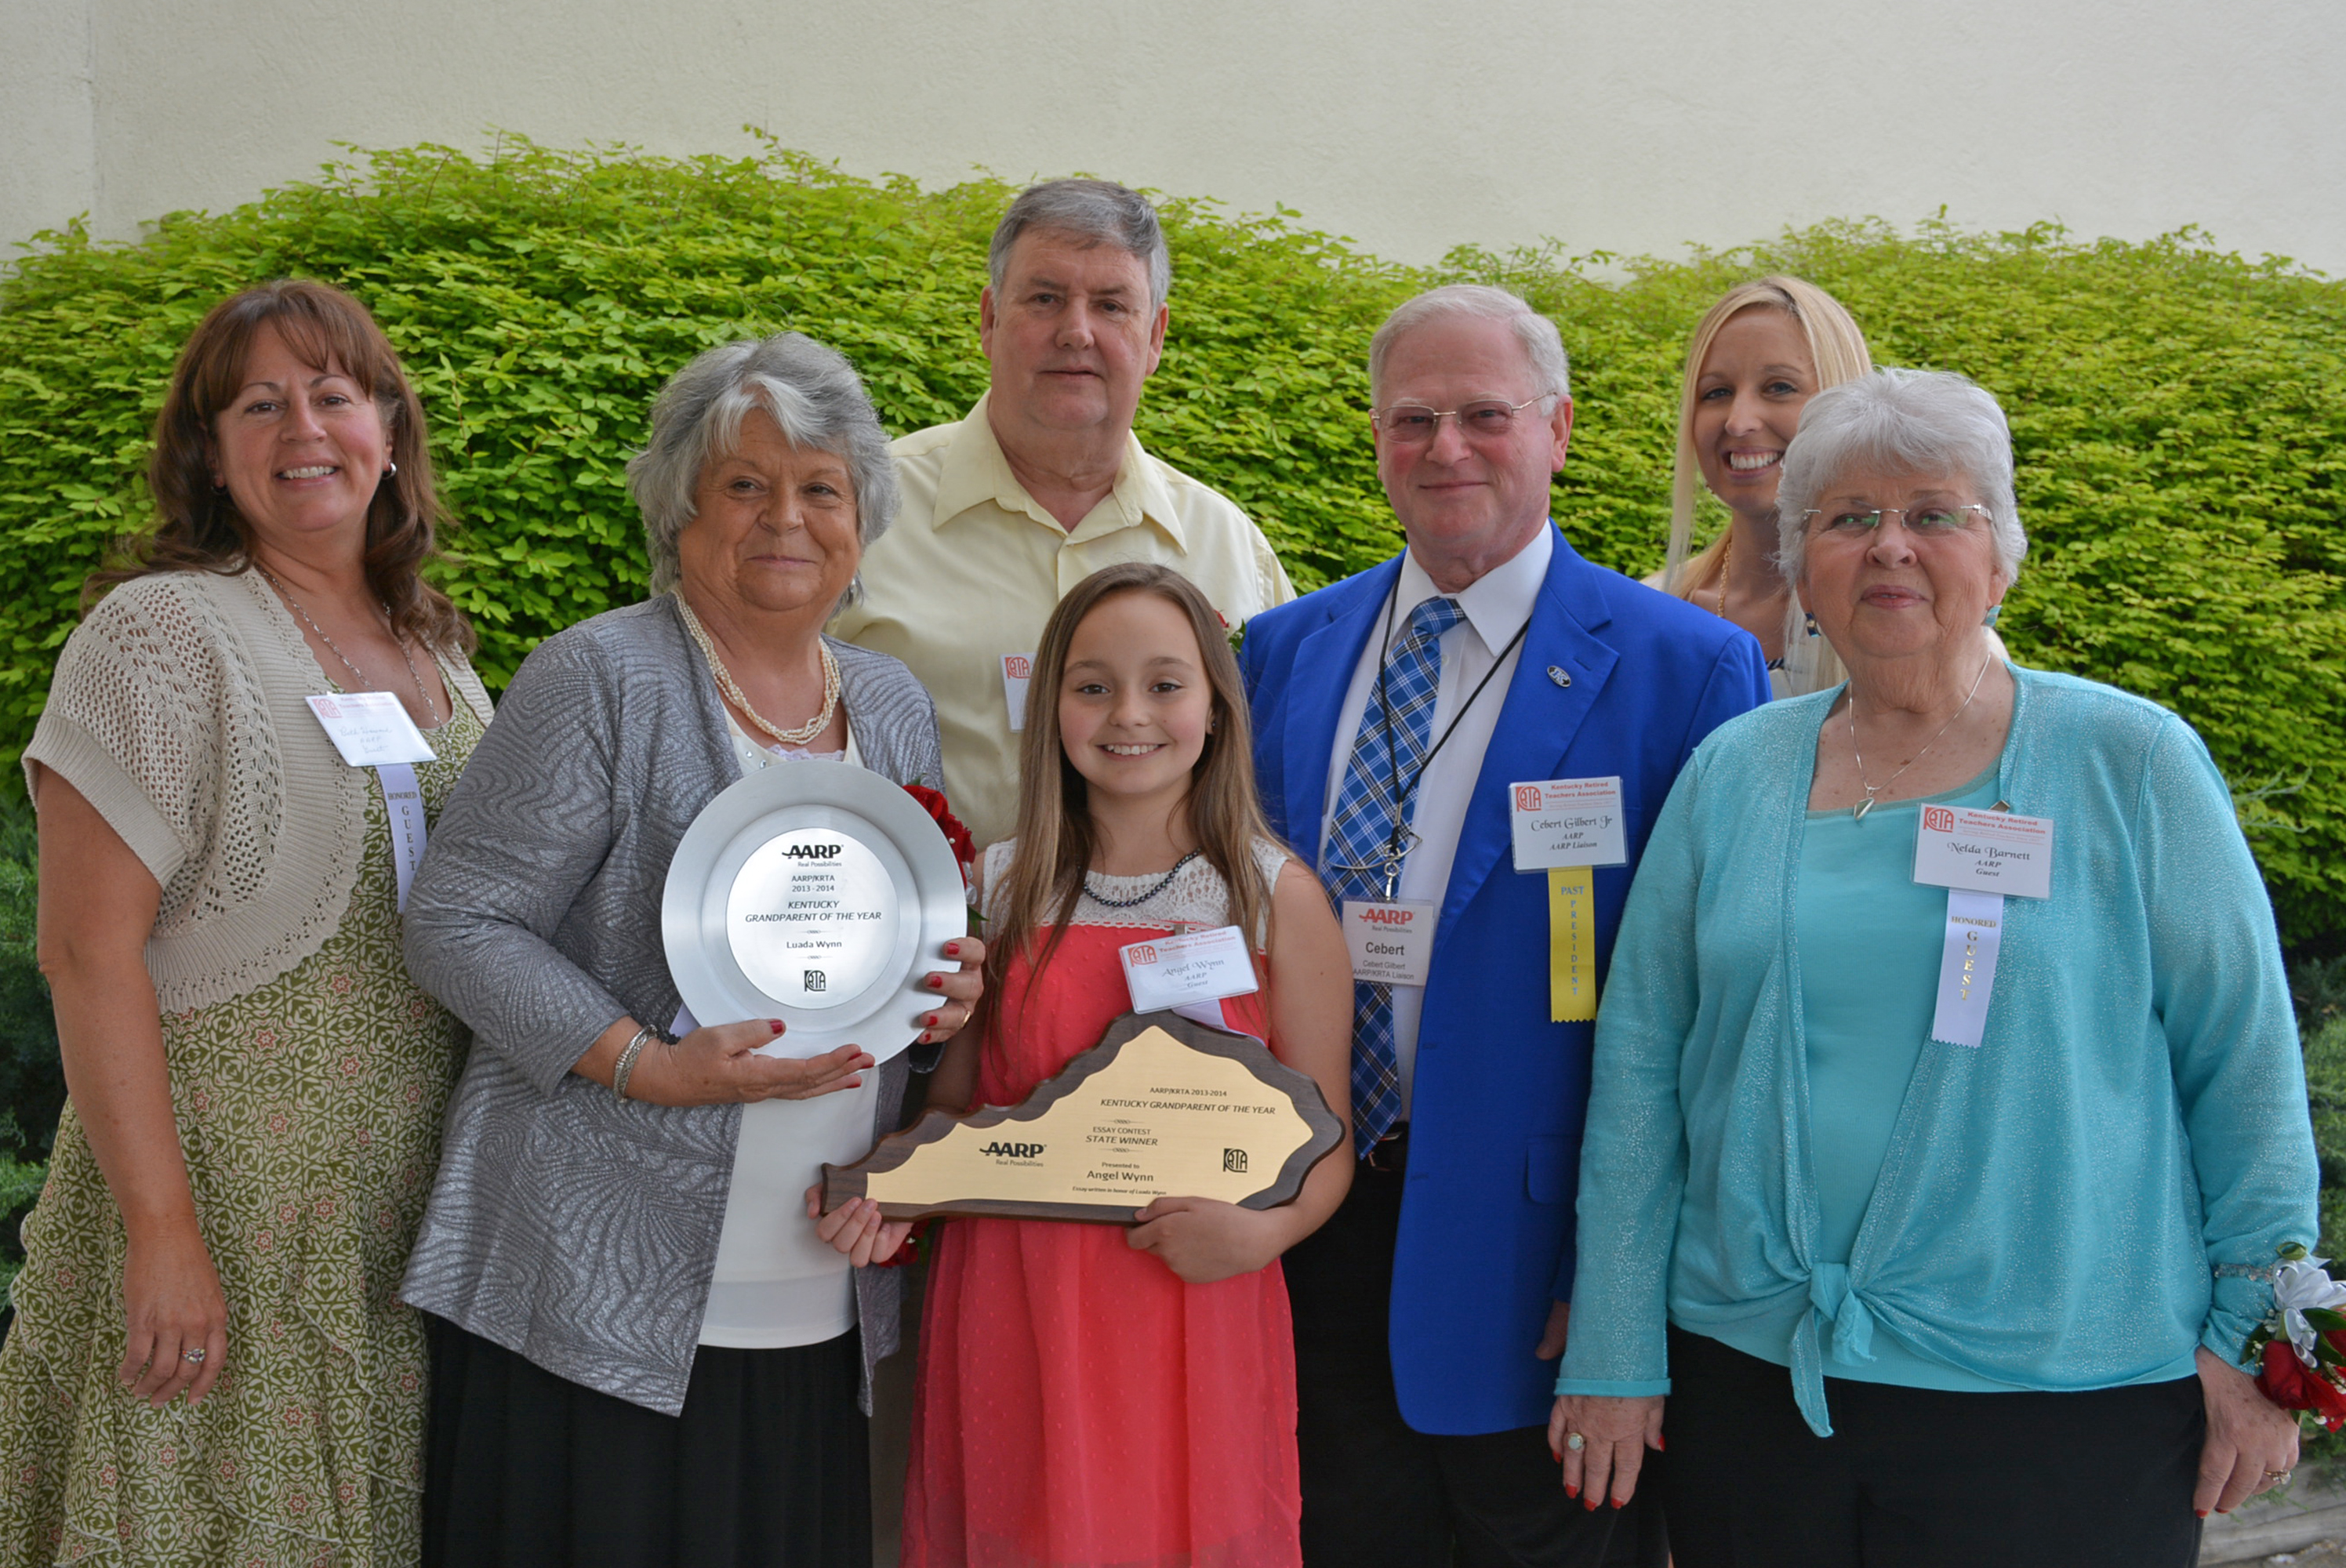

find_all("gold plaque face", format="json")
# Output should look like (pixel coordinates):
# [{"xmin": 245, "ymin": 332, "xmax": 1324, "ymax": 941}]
[{"xmin": 821, "ymin": 1012, "xmax": 1345, "ymax": 1224}]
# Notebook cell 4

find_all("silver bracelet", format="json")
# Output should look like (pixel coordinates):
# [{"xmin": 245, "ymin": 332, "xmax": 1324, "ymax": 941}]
[{"xmin": 612, "ymin": 1024, "xmax": 658, "ymax": 1102}]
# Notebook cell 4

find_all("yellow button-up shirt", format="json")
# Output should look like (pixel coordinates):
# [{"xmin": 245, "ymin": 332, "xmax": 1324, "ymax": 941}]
[{"xmin": 831, "ymin": 395, "xmax": 1295, "ymax": 849}]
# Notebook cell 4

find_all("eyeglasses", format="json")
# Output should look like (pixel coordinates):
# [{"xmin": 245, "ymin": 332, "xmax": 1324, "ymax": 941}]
[
  {"xmin": 1371, "ymin": 396, "xmax": 1552, "ymax": 445},
  {"xmin": 1802, "ymin": 504, "xmax": 1993, "ymax": 537}
]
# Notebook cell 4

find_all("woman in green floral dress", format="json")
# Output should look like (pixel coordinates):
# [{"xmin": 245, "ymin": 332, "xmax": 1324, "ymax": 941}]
[{"xmin": 0, "ymin": 280, "xmax": 492, "ymax": 1566}]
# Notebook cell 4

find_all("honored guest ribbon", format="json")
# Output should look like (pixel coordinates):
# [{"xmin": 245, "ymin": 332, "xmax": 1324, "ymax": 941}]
[
  {"xmin": 1929, "ymin": 889, "xmax": 2005, "ymax": 1047},
  {"xmin": 378, "ymin": 763, "xmax": 428, "ymax": 913}
]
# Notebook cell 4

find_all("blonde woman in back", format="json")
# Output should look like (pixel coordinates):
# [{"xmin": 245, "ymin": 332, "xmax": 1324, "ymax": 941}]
[{"xmin": 1651, "ymin": 277, "xmax": 1872, "ymax": 698}]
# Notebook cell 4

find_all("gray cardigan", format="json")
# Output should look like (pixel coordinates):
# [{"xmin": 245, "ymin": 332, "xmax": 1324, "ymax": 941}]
[{"xmin": 399, "ymin": 595, "xmax": 945, "ymax": 1415}]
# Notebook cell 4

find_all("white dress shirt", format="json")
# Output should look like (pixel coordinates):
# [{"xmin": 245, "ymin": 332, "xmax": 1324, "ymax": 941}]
[{"xmin": 1319, "ymin": 527, "xmax": 1551, "ymax": 1115}]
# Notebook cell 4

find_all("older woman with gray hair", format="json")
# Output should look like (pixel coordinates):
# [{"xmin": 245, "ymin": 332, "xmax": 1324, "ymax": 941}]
[
  {"xmin": 1551, "ymin": 368, "xmax": 2315, "ymax": 1567},
  {"xmin": 398, "ymin": 332, "xmax": 983, "ymax": 1568}
]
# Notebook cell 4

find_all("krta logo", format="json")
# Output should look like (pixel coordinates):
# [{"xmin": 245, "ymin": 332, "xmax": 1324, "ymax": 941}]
[
  {"xmin": 980, "ymin": 1141, "xmax": 1044, "ymax": 1160},
  {"xmin": 1004, "ymin": 655, "xmax": 1032, "ymax": 680},
  {"xmin": 1360, "ymin": 906, "xmax": 1415, "ymax": 927},
  {"xmin": 1514, "ymin": 784, "xmax": 1543, "ymax": 812},
  {"xmin": 1129, "ymin": 945, "xmax": 1158, "ymax": 965},
  {"xmin": 1923, "ymin": 807, "xmax": 1956, "ymax": 833},
  {"xmin": 784, "ymin": 842, "xmax": 843, "ymax": 860}
]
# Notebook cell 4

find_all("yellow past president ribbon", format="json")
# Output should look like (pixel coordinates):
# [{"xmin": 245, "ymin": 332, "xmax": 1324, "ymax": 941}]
[{"xmin": 1548, "ymin": 865, "xmax": 1597, "ymax": 1022}]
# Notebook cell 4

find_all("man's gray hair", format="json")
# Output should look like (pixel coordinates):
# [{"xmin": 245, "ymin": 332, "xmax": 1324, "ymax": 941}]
[
  {"xmin": 626, "ymin": 332, "xmax": 900, "ymax": 597},
  {"xmin": 1773, "ymin": 368, "xmax": 2028, "ymax": 586},
  {"xmin": 988, "ymin": 179, "xmax": 1171, "ymax": 310},
  {"xmin": 1368, "ymin": 285, "xmax": 1572, "ymax": 407}
]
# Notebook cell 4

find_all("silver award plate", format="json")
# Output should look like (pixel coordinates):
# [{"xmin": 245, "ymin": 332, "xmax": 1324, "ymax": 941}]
[{"xmin": 661, "ymin": 763, "xmax": 966, "ymax": 1064}]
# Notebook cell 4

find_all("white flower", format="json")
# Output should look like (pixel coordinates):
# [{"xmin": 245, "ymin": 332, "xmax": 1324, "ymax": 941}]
[{"xmin": 2273, "ymin": 1258, "xmax": 2346, "ymax": 1363}]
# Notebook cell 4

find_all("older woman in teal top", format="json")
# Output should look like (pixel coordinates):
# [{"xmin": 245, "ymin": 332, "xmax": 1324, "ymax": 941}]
[{"xmin": 1552, "ymin": 368, "xmax": 2315, "ymax": 1568}]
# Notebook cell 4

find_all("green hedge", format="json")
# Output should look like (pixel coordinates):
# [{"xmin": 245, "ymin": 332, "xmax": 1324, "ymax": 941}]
[{"xmin": 2, "ymin": 138, "xmax": 2341, "ymax": 950}]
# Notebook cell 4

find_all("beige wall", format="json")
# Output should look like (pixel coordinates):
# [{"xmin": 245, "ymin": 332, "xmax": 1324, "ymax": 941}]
[{"xmin": 5, "ymin": 0, "xmax": 2342, "ymax": 275}]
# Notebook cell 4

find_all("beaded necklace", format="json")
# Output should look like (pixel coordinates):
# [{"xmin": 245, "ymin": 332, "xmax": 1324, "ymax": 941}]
[{"xmin": 673, "ymin": 591, "xmax": 841, "ymax": 747}]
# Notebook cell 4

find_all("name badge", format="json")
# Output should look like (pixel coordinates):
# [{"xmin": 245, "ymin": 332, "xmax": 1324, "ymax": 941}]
[
  {"xmin": 306, "ymin": 691, "xmax": 438, "ymax": 766},
  {"xmin": 1341, "ymin": 899, "xmax": 1436, "ymax": 987},
  {"xmin": 1509, "ymin": 776, "xmax": 1627, "ymax": 872},
  {"xmin": 1120, "ymin": 925, "xmax": 1261, "ymax": 1014},
  {"xmin": 1001, "ymin": 652, "xmax": 1036, "ymax": 733},
  {"xmin": 1912, "ymin": 805, "xmax": 2054, "ymax": 899},
  {"xmin": 308, "ymin": 693, "xmax": 437, "ymax": 912}
]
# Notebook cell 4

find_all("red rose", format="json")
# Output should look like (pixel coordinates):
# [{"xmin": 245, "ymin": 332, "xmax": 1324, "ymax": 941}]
[
  {"xmin": 2259, "ymin": 1340, "xmax": 2346, "ymax": 1430},
  {"xmin": 903, "ymin": 785, "xmax": 975, "ymax": 880}
]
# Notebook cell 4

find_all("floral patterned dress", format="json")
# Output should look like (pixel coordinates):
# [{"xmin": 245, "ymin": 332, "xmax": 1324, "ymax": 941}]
[{"xmin": 0, "ymin": 682, "xmax": 485, "ymax": 1567}]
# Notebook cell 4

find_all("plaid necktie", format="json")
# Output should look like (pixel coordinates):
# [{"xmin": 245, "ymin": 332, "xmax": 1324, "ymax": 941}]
[{"xmin": 1323, "ymin": 594, "xmax": 1464, "ymax": 1155}]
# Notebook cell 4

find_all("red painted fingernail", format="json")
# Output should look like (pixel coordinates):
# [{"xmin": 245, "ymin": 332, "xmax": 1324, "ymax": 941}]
[
  {"xmin": 945, "ymin": 941, "xmax": 961, "ymax": 956},
  {"xmin": 1564, "ymin": 1483, "xmax": 1578, "ymax": 1497},
  {"xmin": 1656, "ymin": 1435, "xmax": 1666, "ymax": 1452},
  {"xmin": 769, "ymin": 1021, "xmax": 786, "ymax": 1034},
  {"xmin": 924, "ymin": 1014, "xmax": 940, "ymax": 1029},
  {"xmin": 1611, "ymin": 1498, "xmax": 1623, "ymax": 1510},
  {"xmin": 1584, "ymin": 1498, "xmax": 1599, "ymax": 1512},
  {"xmin": 2195, "ymin": 1510, "xmax": 2209, "ymax": 1519},
  {"xmin": 928, "ymin": 975, "xmax": 945, "ymax": 990}
]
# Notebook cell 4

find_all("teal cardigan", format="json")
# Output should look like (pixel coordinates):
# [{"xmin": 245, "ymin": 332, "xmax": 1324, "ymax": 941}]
[{"xmin": 1554, "ymin": 665, "xmax": 2317, "ymax": 1436}]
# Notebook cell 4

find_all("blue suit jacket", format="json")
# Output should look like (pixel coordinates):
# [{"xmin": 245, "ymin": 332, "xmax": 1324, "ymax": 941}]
[{"xmin": 1240, "ymin": 525, "xmax": 1769, "ymax": 1434}]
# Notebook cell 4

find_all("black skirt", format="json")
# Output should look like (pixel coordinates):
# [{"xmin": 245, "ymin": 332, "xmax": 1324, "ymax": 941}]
[{"xmin": 421, "ymin": 1314, "xmax": 870, "ymax": 1568}]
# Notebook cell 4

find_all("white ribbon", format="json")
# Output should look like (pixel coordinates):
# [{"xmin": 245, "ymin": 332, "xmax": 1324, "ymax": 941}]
[
  {"xmin": 1929, "ymin": 889, "xmax": 2005, "ymax": 1048},
  {"xmin": 1172, "ymin": 996, "xmax": 1266, "ymax": 1045},
  {"xmin": 2274, "ymin": 1258, "xmax": 2346, "ymax": 1363},
  {"xmin": 377, "ymin": 764, "xmax": 427, "ymax": 913}
]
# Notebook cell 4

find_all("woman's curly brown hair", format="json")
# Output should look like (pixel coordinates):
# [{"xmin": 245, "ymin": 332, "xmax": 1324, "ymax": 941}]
[{"xmin": 88, "ymin": 278, "xmax": 474, "ymax": 653}]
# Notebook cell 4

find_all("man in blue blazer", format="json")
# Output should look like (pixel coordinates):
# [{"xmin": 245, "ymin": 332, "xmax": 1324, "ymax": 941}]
[{"xmin": 1242, "ymin": 285, "xmax": 1767, "ymax": 1565}]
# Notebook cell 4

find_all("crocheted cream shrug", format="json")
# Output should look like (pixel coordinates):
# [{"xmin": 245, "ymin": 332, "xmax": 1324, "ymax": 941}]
[{"xmin": 23, "ymin": 568, "xmax": 494, "ymax": 1011}]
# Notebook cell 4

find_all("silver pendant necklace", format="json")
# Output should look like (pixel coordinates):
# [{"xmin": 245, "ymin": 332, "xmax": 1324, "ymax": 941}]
[
  {"xmin": 1848, "ymin": 652, "xmax": 1993, "ymax": 821},
  {"xmin": 258, "ymin": 564, "xmax": 441, "ymax": 728}
]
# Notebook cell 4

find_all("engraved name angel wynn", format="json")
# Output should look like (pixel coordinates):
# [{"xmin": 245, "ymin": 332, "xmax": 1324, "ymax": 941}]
[{"xmin": 822, "ymin": 1014, "xmax": 1344, "ymax": 1223}]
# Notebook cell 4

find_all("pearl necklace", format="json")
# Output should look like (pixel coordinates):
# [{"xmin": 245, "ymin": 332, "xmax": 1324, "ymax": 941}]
[
  {"xmin": 673, "ymin": 592, "xmax": 841, "ymax": 748},
  {"xmin": 1084, "ymin": 851, "xmax": 1200, "ymax": 909}
]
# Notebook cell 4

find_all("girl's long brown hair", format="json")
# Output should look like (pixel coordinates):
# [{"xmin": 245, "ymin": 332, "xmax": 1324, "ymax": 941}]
[
  {"xmin": 987, "ymin": 562, "xmax": 1285, "ymax": 1007},
  {"xmin": 87, "ymin": 278, "xmax": 474, "ymax": 653}
]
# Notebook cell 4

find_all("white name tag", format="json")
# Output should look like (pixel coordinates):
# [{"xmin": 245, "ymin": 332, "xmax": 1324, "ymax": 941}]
[
  {"xmin": 1930, "ymin": 889, "xmax": 2006, "ymax": 1047},
  {"xmin": 1001, "ymin": 652, "xmax": 1035, "ymax": 732},
  {"xmin": 1912, "ymin": 804, "xmax": 2054, "ymax": 899},
  {"xmin": 1120, "ymin": 925, "xmax": 1261, "ymax": 1014},
  {"xmin": 1509, "ymin": 775, "xmax": 1627, "ymax": 872},
  {"xmin": 307, "ymin": 691, "xmax": 438, "ymax": 766},
  {"xmin": 1341, "ymin": 898, "xmax": 1437, "ymax": 987}
]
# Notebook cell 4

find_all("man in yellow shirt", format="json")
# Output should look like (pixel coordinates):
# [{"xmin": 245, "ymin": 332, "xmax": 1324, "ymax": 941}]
[{"xmin": 832, "ymin": 178, "xmax": 1294, "ymax": 849}]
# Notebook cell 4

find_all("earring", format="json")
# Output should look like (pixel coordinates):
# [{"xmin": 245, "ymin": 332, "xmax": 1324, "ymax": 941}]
[
  {"xmin": 1803, "ymin": 612, "xmax": 1820, "ymax": 639},
  {"xmin": 385, "ymin": 461, "xmax": 398, "ymax": 478},
  {"xmin": 1984, "ymin": 604, "xmax": 2003, "ymax": 628}
]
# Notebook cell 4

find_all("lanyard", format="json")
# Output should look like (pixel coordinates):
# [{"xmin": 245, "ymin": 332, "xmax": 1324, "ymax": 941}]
[{"xmin": 1352, "ymin": 585, "xmax": 1531, "ymax": 899}]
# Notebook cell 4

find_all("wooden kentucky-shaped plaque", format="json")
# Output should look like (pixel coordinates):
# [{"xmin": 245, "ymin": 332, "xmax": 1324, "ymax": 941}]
[{"xmin": 821, "ymin": 1010, "xmax": 1344, "ymax": 1224}]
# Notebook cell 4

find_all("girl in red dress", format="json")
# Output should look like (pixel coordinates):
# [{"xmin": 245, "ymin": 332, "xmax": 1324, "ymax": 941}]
[{"xmin": 823, "ymin": 562, "xmax": 1353, "ymax": 1567}]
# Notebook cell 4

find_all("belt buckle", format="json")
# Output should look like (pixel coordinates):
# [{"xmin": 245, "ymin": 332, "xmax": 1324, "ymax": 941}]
[{"xmin": 1366, "ymin": 1124, "xmax": 1409, "ymax": 1174}]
